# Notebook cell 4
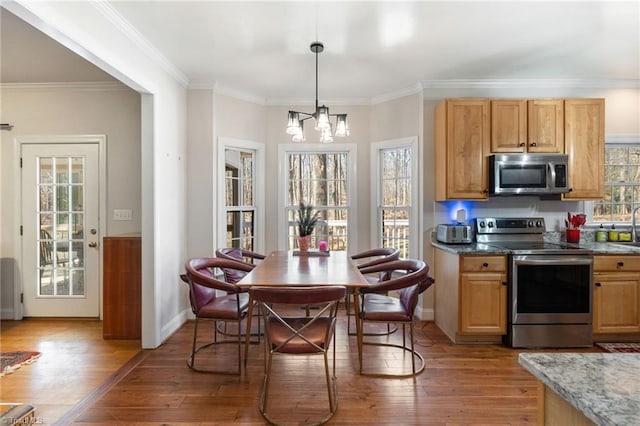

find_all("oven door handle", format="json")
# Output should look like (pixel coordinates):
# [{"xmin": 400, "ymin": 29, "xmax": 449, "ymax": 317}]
[{"xmin": 513, "ymin": 256, "xmax": 593, "ymax": 266}]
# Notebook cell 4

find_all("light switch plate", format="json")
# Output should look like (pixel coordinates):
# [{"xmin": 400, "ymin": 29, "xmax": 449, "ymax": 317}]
[{"xmin": 113, "ymin": 209, "xmax": 133, "ymax": 221}]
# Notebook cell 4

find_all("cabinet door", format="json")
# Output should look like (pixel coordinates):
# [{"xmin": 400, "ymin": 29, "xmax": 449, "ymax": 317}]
[
  {"xmin": 491, "ymin": 100, "xmax": 527, "ymax": 153},
  {"xmin": 527, "ymin": 99, "xmax": 564, "ymax": 153},
  {"xmin": 459, "ymin": 272, "xmax": 507, "ymax": 334},
  {"xmin": 593, "ymin": 272, "xmax": 640, "ymax": 333},
  {"xmin": 446, "ymin": 100, "xmax": 490, "ymax": 199},
  {"xmin": 564, "ymin": 98, "xmax": 605, "ymax": 200}
]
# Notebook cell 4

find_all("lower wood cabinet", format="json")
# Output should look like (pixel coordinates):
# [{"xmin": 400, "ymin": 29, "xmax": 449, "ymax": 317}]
[
  {"xmin": 103, "ymin": 234, "xmax": 141, "ymax": 339},
  {"xmin": 435, "ymin": 248, "xmax": 507, "ymax": 343},
  {"xmin": 593, "ymin": 255, "xmax": 640, "ymax": 334}
]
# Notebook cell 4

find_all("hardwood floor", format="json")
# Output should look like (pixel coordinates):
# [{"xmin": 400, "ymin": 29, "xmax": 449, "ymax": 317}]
[
  {"xmin": 1, "ymin": 314, "xmax": 600, "ymax": 425},
  {"xmin": 0, "ymin": 318, "xmax": 140, "ymax": 425}
]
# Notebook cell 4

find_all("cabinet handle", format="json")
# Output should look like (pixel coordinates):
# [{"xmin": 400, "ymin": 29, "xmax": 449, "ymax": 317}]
[
  {"xmin": 482, "ymin": 262, "xmax": 489, "ymax": 268},
  {"xmin": 482, "ymin": 189, "xmax": 489, "ymax": 194},
  {"xmin": 519, "ymin": 143, "xmax": 525, "ymax": 147},
  {"xmin": 595, "ymin": 282, "xmax": 602, "ymax": 287},
  {"xmin": 530, "ymin": 142, "xmax": 537, "ymax": 147},
  {"xmin": 617, "ymin": 261, "xmax": 624, "ymax": 267},
  {"xmin": 502, "ymin": 281, "xmax": 507, "ymax": 286}
]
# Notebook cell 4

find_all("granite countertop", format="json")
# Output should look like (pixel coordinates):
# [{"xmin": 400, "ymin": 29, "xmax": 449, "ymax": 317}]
[
  {"xmin": 518, "ymin": 353, "xmax": 640, "ymax": 426},
  {"xmin": 431, "ymin": 233, "xmax": 640, "ymax": 255}
]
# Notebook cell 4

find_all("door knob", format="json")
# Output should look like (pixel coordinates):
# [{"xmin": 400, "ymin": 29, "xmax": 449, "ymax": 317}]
[{"xmin": 88, "ymin": 241, "xmax": 98, "ymax": 248}]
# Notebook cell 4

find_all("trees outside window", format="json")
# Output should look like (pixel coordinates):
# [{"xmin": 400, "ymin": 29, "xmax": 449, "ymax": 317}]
[
  {"xmin": 592, "ymin": 143, "xmax": 640, "ymax": 223},
  {"xmin": 372, "ymin": 137, "xmax": 419, "ymax": 259},
  {"xmin": 280, "ymin": 144, "xmax": 356, "ymax": 252},
  {"xmin": 218, "ymin": 138, "xmax": 265, "ymax": 254}
]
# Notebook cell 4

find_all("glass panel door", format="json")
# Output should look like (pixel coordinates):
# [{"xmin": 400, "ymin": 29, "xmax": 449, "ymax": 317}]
[{"xmin": 37, "ymin": 156, "xmax": 86, "ymax": 297}]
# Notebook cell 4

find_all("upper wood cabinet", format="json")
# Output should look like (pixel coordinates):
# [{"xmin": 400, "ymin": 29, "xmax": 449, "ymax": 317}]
[
  {"xmin": 491, "ymin": 100, "xmax": 528, "ymax": 153},
  {"xmin": 491, "ymin": 99, "xmax": 564, "ymax": 153},
  {"xmin": 434, "ymin": 99, "xmax": 490, "ymax": 200},
  {"xmin": 527, "ymin": 99, "xmax": 565, "ymax": 153},
  {"xmin": 435, "ymin": 97, "xmax": 604, "ymax": 201},
  {"xmin": 564, "ymin": 98, "xmax": 605, "ymax": 200}
]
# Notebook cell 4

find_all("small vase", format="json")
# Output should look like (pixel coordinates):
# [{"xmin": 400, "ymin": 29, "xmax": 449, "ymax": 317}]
[
  {"xmin": 566, "ymin": 229, "xmax": 580, "ymax": 243},
  {"xmin": 298, "ymin": 235, "xmax": 311, "ymax": 251}
]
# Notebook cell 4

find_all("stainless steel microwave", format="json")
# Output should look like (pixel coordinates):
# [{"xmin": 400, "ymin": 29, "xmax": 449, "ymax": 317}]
[{"xmin": 489, "ymin": 154, "xmax": 570, "ymax": 196}]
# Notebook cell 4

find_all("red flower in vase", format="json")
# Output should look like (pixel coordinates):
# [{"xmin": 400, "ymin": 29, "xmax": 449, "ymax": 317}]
[{"xmin": 565, "ymin": 212, "xmax": 587, "ymax": 230}]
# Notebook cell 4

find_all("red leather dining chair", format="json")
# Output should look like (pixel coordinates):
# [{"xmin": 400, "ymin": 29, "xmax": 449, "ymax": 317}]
[
  {"xmin": 182, "ymin": 257, "xmax": 255, "ymax": 375},
  {"xmin": 249, "ymin": 285, "xmax": 347, "ymax": 426},
  {"xmin": 215, "ymin": 247, "xmax": 266, "ymax": 284},
  {"xmin": 356, "ymin": 259, "xmax": 434, "ymax": 377},
  {"xmin": 346, "ymin": 247, "xmax": 400, "ymax": 335}
]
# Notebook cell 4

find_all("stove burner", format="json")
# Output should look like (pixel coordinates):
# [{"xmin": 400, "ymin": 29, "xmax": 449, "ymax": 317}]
[{"xmin": 474, "ymin": 216, "xmax": 592, "ymax": 255}]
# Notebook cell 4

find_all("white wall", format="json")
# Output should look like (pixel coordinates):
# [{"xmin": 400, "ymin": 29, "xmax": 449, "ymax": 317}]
[
  {"xmin": 0, "ymin": 84, "xmax": 141, "ymax": 318},
  {"xmin": 186, "ymin": 90, "xmax": 215, "ymax": 261},
  {"xmin": 4, "ymin": 1, "xmax": 188, "ymax": 348}
]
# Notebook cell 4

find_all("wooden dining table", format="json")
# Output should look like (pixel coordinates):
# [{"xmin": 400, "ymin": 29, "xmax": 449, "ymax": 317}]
[{"xmin": 237, "ymin": 250, "xmax": 370, "ymax": 365}]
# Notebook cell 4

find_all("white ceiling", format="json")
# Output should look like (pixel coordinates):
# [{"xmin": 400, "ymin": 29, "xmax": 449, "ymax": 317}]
[{"xmin": 2, "ymin": 1, "xmax": 639, "ymax": 103}]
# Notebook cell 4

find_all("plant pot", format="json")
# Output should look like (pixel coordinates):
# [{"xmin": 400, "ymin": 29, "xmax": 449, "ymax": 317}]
[
  {"xmin": 297, "ymin": 235, "xmax": 311, "ymax": 251},
  {"xmin": 566, "ymin": 229, "xmax": 580, "ymax": 243}
]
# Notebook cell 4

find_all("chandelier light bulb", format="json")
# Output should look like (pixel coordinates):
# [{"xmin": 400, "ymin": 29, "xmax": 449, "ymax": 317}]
[
  {"xmin": 315, "ymin": 106, "xmax": 331, "ymax": 130},
  {"xmin": 320, "ymin": 124, "xmax": 334, "ymax": 144},
  {"xmin": 334, "ymin": 114, "xmax": 350, "ymax": 137},
  {"xmin": 286, "ymin": 111, "xmax": 301, "ymax": 135},
  {"xmin": 291, "ymin": 120, "xmax": 305, "ymax": 142}
]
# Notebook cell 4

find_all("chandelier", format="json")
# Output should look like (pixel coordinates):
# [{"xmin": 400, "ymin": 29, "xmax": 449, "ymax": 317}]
[{"xmin": 286, "ymin": 41, "xmax": 350, "ymax": 143}]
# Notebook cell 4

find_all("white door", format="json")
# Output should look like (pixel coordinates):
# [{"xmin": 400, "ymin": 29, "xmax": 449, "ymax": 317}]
[{"xmin": 21, "ymin": 143, "xmax": 100, "ymax": 317}]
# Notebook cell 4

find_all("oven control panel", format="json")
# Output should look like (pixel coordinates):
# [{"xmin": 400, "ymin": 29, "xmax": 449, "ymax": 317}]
[{"xmin": 474, "ymin": 217, "xmax": 545, "ymax": 234}]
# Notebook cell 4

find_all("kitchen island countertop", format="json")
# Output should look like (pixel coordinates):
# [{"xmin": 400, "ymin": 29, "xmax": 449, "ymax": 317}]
[{"xmin": 518, "ymin": 353, "xmax": 640, "ymax": 426}]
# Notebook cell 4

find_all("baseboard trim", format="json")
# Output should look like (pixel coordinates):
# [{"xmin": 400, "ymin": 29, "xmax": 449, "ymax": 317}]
[{"xmin": 416, "ymin": 307, "xmax": 434, "ymax": 321}]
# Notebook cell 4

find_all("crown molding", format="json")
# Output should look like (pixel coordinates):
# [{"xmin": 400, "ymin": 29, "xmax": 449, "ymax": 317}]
[
  {"xmin": 213, "ymin": 83, "xmax": 266, "ymax": 106},
  {"xmin": 421, "ymin": 78, "xmax": 640, "ymax": 89},
  {"xmin": 370, "ymin": 82, "xmax": 424, "ymax": 105},
  {"xmin": 194, "ymin": 77, "xmax": 640, "ymax": 107},
  {"xmin": 0, "ymin": 81, "xmax": 130, "ymax": 91},
  {"xmin": 90, "ymin": 0, "xmax": 189, "ymax": 87},
  {"xmin": 265, "ymin": 97, "xmax": 371, "ymax": 107}
]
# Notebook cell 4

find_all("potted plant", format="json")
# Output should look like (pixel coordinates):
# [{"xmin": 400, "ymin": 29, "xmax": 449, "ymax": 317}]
[
  {"xmin": 565, "ymin": 212, "xmax": 587, "ymax": 243},
  {"xmin": 297, "ymin": 202, "xmax": 319, "ymax": 251}
]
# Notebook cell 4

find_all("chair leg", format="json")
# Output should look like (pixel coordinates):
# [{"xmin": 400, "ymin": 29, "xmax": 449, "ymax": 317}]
[
  {"xmin": 410, "ymin": 321, "xmax": 416, "ymax": 376},
  {"xmin": 324, "ymin": 351, "xmax": 335, "ymax": 413},
  {"xmin": 259, "ymin": 351, "xmax": 274, "ymax": 417},
  {"xmin": 358, "ymin": 319, "xmax": 426, "ymax": 378},
  {"xmin": 188, "ymin": 317, "xmax": 200, "ymax": 368},
  {"xmin": 187, "ymin": 317, "xmax": 244, "ymax": 375}
]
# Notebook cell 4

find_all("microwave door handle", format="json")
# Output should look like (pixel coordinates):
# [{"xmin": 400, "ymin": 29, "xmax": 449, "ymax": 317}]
[{"xmin": 548, "ymin": 163, "xmax": 556, "ymax": 189}]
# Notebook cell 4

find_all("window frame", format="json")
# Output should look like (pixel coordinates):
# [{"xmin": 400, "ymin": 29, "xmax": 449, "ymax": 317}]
[
  {"xmin": 371, "ymin": 137, "xmax": 420, "ymax": 258},
  {"xmin": 586, "ymin": 135, "xmax": 640, "ymax": 225},
  {"xmin": 217, "ymin": 137, "xmax": 265, "ymax": 254},
  {"xmin": 278, "ymin": 143, "xmax": 358, "ymax": 251}
]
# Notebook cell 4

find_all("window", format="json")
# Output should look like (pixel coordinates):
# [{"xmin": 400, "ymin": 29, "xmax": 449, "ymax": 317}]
[
  {"xmin": 224, "ymin": 149, "xmax": 255, "ymax": 249},
  {"xmin": 280, "ymin": 144, "xmax": 356, "ymax": 251},
  {"xmin": 218, "ymin": 138, "xmax": 265, "ymax": 252},
  {"xmin": 372, "ymin": 137, "xmax": 419, "ymax": 259},
  {"xmin": 592, "ymin": 142, "xmax": 640, "ymax": 223}
]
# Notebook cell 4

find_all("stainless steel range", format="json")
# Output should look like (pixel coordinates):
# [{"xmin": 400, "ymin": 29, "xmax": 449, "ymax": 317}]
[{"xmin": 475, "ymin": 217, "xmax": 594, "ymax": 348}]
